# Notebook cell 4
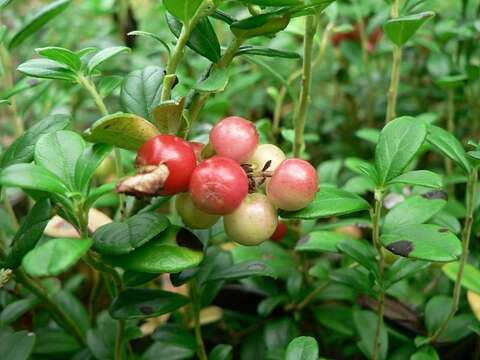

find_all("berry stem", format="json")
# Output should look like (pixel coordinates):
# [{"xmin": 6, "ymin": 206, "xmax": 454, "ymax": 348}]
[{"xmin": 385, "ymin": 0, "xmax": 402, "ymax": 123}]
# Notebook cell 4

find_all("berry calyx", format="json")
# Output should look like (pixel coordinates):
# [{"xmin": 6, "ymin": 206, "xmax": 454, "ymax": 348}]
[
  {"xmin": 136, "ymin": 135, "xmax": 196, "ymax": 195},
  {"xmin": 267, "ymin": 159, "xmax": 319, "ymax": 211},
  {"xmin": 270, "ymin": 221, "xmax": 288, "ymax": 242},
  {"xmin": 224, "ymin": 193, "xmax": 277, "ymax": 246},
  {"xmin": 210, "ymin": 116, "xmax": 259, "ymax": 163},
  {"xmin": 175, "ymin": 193, "xmax": 220, "ymax": 229},
  {"xmin": 189, "ymin": 156, "xmax": 249, "ymax": 215}
]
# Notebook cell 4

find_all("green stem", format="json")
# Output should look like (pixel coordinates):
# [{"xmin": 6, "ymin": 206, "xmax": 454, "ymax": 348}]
[
  {"xmin": 115, "ymin": 319, "xmax": 125, "ymax": 360},
  {"xmin": 191, "ymin": 283, "xmax": 208, "ymax": 360},
  {"xmin": 385, "ymin": 0, "xmax": 402, "ymax": 123},
  {"xmin": 293, "ymin": 15, "xmax": 317, "ymax": 157},
  {"xmin": 295, "ymin": 281, "xmax": 330, "ymax": 311},
  {"xmin": 445, "ymin": 89, "xmax": 455, "ymax": 185},
  {"xmin": 428, "ymin": 169, "xmax": 478, "ymax": 343},
  {"xmin": 14, "ymin": 269, "xmax": 86, "ymax": 346}
]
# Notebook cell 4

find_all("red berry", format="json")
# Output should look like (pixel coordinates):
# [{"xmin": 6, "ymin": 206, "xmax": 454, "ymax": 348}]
[
  {"xmin": 210, "ymin": 116, "xmax": 259, "ymax": 163},
  {"xmin": 136, "ymin": 135, "xmax": 196, "ymax": 195},
  {"xmin": 189, "ymin": 156, "xmax": 249, "ymax": 215},
  {"xmin": 224, "ymin": 193, "xmax": 277, "ymax": 246},
  {"xmin": 267, "ymin": 159, "xmax": 319, "ymax": 211},
  {"xmin": 270, "ymin": 221, "xmax": 288, "ymax": 242},
  {"xmin": 189, "ymin": 141, "xmax": 205, "ymax": 163}
]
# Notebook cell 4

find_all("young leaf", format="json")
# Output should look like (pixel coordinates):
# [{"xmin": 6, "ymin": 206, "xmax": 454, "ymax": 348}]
[
  {"xmin": 163, "ymin": 0, "xmax": 203, "ymax": 22},
  {"xmin": 285, "ymin": 336, "xmax": 319, "ymax": 360},
  {"xmin": 296, "ymin": 231, "xmax": 358, "ymax": 253},
  {"xmin": 442, "ymin": 262, "xmax": 480, "ymax": 294},
  {"xmin": 387, "ymin": 170, "xmax": 443, "ymax": 188},
  {"xmin": 74, "ymin": 143, "xmax": 113, "ymax": 194},
  {"xmin": 384, "ymin": 11, "xmax": 435, "ymax": 47},
  {"xmin": 110, "ymin": 288, "xmax": 189, "ymax": 320},
  {"xmin": 120, "ymin": 66, "xmax": 164, "ymax": 121},
  {"xmin": 22, "ymin": 238, "xmax": 92, "ymax": 277},
  {"xmin": 381, "ymin": 224, "xmax": 461, "ymax": 262},
  {"xmin": 0, "ymin": 331, "xmax": 36, "ymax": 360},
  {"xmin": 194, "ymin": 68, "xmax": 230, "ymax": 93},
  {"xmin": 35, "ymin": 46, "xmax": 81, "ymax": 71},
  {"xmin": 8, "ymin": 0, "xmax": 72, "ymax": 49},
  {"xmin": 17, "ymin": 59, "xmax": 77, "ymax": 81},
  {"xmin": 5, "ymin": 199, "xmax": 51, "ymax": 269},
  {"xmin": 127, "ymin": 31, "xmax": 171, "ymax": 56},
  {"xmin": 375, "ymin": 116, "xmax": 427, "ymax": 185},
  {"xmin": 34, "ymin": 130, "xmax": 86, "ymax": 191},
  {"xmin": 280, "ymin": 187, "xmax": 370, "ymax": 219},
  {"xmin": 83, "ymin": 113, "xmax": 160, "ymax": 151},
  {"xmin": 93, "ymin": 212, "xmax": 170, "ymax": 255},
  {"xmin": 152, "ymin": 97, "xmax": 185, "ymax": 134},
  {"xmin": 0, "ymin": 114, "xmax": 70, "ymax": 169},
  {"xmin": 353, "ymin": 310, "xmax": 388, "ymax": 360},
  {"xmin": 87, "ymin": 46, "xmax": 130, "ymax": 74}
]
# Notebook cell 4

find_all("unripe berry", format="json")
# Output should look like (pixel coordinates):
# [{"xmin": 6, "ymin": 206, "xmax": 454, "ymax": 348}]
[
  {"xmin": 224, "ymin": 193, "xmax": 277, "ymax": 246},
  {"xmin": 267, "ymin": 159, "xmax": 318, "ymax": 211},
  {"xmin": 210, "ymin": 116, "xmax": 259, "ymax": 163},
  {"xmin": 248, "ymin": 144, "xmax": 286, "ymax": 172},
  {"xmin": 189, "ymin": 156, "xmax": 249, "ymax": 215},
  {"xmin": 136, "ymin": 135, "xmax": 197, "ymax": 195},
  {"xmin": 175, "ymin": 193, "xmax": 219, "ymax": 229}
]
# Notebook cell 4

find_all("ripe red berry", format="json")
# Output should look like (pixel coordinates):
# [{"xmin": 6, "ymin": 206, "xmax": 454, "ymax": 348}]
[
  {"xmin": 224, "ymin": 193, "xmax": 277, "ymax": 246},
  {"xmin": 210, "ymin": 116, "xmax": 259, "ymax": 163},
  {"xmin": 175, "ymin": 193, "xmax": 219, "ymax": 229},
  {"xmin": 267, "ymin": 159, "xmax": 319, "ymax": 211},
  {"xmin": 136, "ymin": 135, "xmax": 196, "ymax": 195},
  {"xmin": 189, "ymin": 141, "xmax": 205, "ymax": 163},
  {"xmin": 189, "ymin": 156, "xmax": 249, "ymax": 215},
  {"xmin": 270, "ymin": 221, "xmax": 288, "ymax": 242}
]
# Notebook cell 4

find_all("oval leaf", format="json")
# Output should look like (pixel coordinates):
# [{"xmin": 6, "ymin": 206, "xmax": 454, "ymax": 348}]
[
  {"xmin": 387, "ymin": 170, "xmax": 443, "ymax": 188},
  {"xmin": 35, "ymin": 46, "xmax": 81, "ymax": 71},
  {"xmin": 17, "ymin": 59, "xmax": 77, "ymax": 81},
  {"xmin": 384, "ymin": 11, "xmax": 435, "ymax": 47},
  {"xmin": 0, "ymin": 331, "xmax": 36, "ymax": 360},
  {"xmin": 87, "ymin": 46, "xmax": 130, "ymax": 74},
  {"xmin": 163, "ymin": 0, "xmax": 203, "ymax": 22},
  {"xmin": 286, "ymin": 336, "xmax": 319, "ymax": 360},
  {"xmin": 296, "ymin": 231, "xmax": 358, "ymax": 253},
  {"xmin": 442, "ymin": 262, "xmax": 480, "ymax": 294}
]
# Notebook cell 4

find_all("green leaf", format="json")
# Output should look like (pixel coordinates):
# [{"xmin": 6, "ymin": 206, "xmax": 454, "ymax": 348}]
[
  {"xmin": 35, "ymin": 46, "xmax": 81, "ymax": 71},
  {"xmin": 0, "ymin": 331, "xmax": 36, "ymax": 360},
  {"xmin": 166, "ymin": 15, "xmax": 221, "ymax": 63},
  {"xmin": 74, "ymin": 143, "xmax": 113, "ymax": 194},
  {"xmin": 384, "ymin": 11, "xmax": 435, "ymax": 47},
  {"xmin": 383, "ymin": 194, "xmax": 447, "ymax": 229},
  {"xmin": 110, "ymin": 288, "xmax": 189, "ymax": 320},
  {"xmin": 9, "ymin": 0, "xmax": 71, "ymax": 49},
  {"xmin": 0, "ymin": 163, "xmax": 69, "ymax": 194},
  {"xmin": 375, "ymin": 116, "xmax": 427, "ymax": 185},
  {"xmin": 353, "ymin": 310, "xmax": 388, "ymax": 360},
  {"xmin": 425, "ymin": 295, "xmax": 452, "ymax": 335},
  {"xmin": 437, "ymin": 74, "xmax": 468, "ymax": 89},
  {"xmin": 5, "ymin": 199, "xmax": 51, "ymax": 268},
  {"xmin": 280, "ymin": 187, "xmax": 370, "ymax": 219},
  {"xmin": 209, "ymin": 344, "xmax": 233, "ymax": 360},
  {"xmin": 204, "ymin": 260, "xmax": 275, "ymax": 283},
  {"xmin": 152, "ymin": 97, "xmax": 185, "ymax": 134},
  {"xmin": 384, "ymin": 258, "xmax": 430, "ymax": 287},
  {"xmin": 296, "ymin": 231, "xmax": 358, "ymax": 253},
  {"xmin": 387, "ymin": 170, "xmax": 443, "ymax": 188},
  {"xmin": 93, "ymin": 212, "xmax": 169, "ymax": 255},
  {"xmin": 33, "ymin": 329, "xmax": 81, "ymax": 355},
  {"xmin": 236, "ymin": 46, "xmax": 300, "ymax": 59},
  {"xmin": 442, "ymin": 262, "xmax": 480, "ymax": 294},
  {"xmin": 411, "ymin": 346, "xmax": 439, "ymax": 360},
  {"xmin": 83, "ymin": 113, "xmax": 160, "ymax": 151},
  {"xmin": 120, "ymin": 66, "xmax": 164, "ymax": 121},
  {"xmin": 0, "ymin": 0, "xmax": 16, "ymax": 9},
  {"xmin": 356, "ymin": 128, "xmax": 380, "ymax": 144},
  {"xmin": 194, "ymin": 68, "xmax": 230, "ymax": 93},
  {"xmin": 163, "ymin": 0, "xmax": 203, "ymax": 22},
  {"xmin": 17, "ymin": 59, "xmax": 77, "ymax": 81},
  {"xmin": 230, "ymin": 11, "xmax": 290, "ymax": 38},
  {"xmin": 239, "ymin": 0, "xmax": 302, "ymax": 5},
  {"xmin": 427, "ymin": 125, "xmax": 471, "ymax": 174},
  {"xmin": 104, "ymin": 226, "xmax": 203, "ymax": 273},
  {"xmin": 34, "ymin": 130, "xmax": 86, "ymax": 190},
  {"xmin": 127, "ymin": 31, "xmax": 171, "ymax": 56},
  {"xmin": 87, "ymin": 46, "xmax": 130, "ymax": 74},
  {"xmin": 285, "ymin": 336, "xmax": 319, "ymax": 360},
  {"xmin": 22, "ymin": 238, "xmax": 92, "ymax": 277},
  {"xmin": 336, "ymin": 240, "xmax": 378, "ymax": 274},
  {"xmin": 0, "ymin": 114, "xmax": 70, "ymax": 169},
  {"xmin": 381, "ymin": 224, "xmax": 461, "ymax": 262},
  {"xmin": 0, "ymin": 298, "xmax": 40, "ymax": 326}
]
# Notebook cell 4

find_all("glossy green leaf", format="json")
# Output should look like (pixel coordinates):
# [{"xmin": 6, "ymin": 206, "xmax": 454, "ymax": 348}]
[
  {"xmin": 280, "ymin": 187, "xmax": 370, "ymax": 219},
  {"xmin": 427, "ymin": 125, "xmax": 471, "ymax": 174},
  {"xmin": 9, "ymin": 0, "xmax": 71, "ymax": 49},
  {"xmin": 384, "ymin": 258, "xmax": 430, "ymax": 287},
  {"xmin": 83, "ymin": 113, "xmax": 160, "ymax": 151},
  {"xmin": 104, "ymin": 226, "xmax": 203, "ymax": 273},
  {"xmin": 236, "ymin": 46, "xmax": 300, "ymax": 59},
  {"xmin": 93, "ymin": 212, "xmax": 169, "ymax": 255},
  {"xmin": 0, "ymin": 298, "xmax": 40, "ymax": 326},
  {"xmin": 230, "ymin": 12, "xmax": 290, "ymax": 38},
  {"xmin": 383, "ymin": 194, "xmax": 447, "ymax": 229},
  {"xmin": 0, "ymin": 163, "xmax": 69, "ymax": 194},
  {"xmin": 336, "ymin": 240, "xmax": 378, "ymax": 274},
  {"xmin": 35, "ymin": 46, "xmax": 81, "ymax": 71},
  {"xmin": 87, "ymin": 46, "xmax": 130, "ymax": 74},
  {"xmin": 356, "ymin": 128, "xmax": 380, "ymax": 144},
  {"xmin": 194, "ymin": 68, "xmax": 230, "ymax": 93},
  {"xmin": 74, "ymin": 143, "xmax": 113, "ymax": 194},
  {"xmin": 152, "ymin": 97, "xmax": 185, "ymax": 134},
  {"xmin": 384, "ymin": 12, "xmax": 435, "ymax": 47},
  {"xmin": 442, "ymin": 262, "xmax": 480, "ymax": 294},
  {"xmin": 388, "ymin": 170, "xmax": 443, "ymax": 188},
  {"xmin": 375, "ymin": 116, "xmax": 427, "ymax": 185},
  {"xmin": 98, "ymin": 75, "xmax": 123, "ymax": 97},
  {"xmin": 0, "ymin": 331, "xmax": 36, "ymax": 360},
  {"xmin": 120, "ymin": 66, "xmax": 164, "ymax": 121},
  {"xmin": 5, "ymin": 199, "xmax": 51, "ymax": 268},
  {"xmin": 166, "ymin": 14, "xmax": 221, "ymax": 63},
  {"xmin": 411, "ymin": 346, "xmax": 440, "ymax": 360},
  {"xmin": 163, "ymin": 0, "xmax": 203, "ymax": 22},
  {"xmin": 0, "ymin": 114, "xmax": 70, "ymax": 169},
  {"xmin": 17, "ymin": 59, "xmax": 77, "ymax": 81},
  {"xmin": 110, "ymin": 288, "xmax": 189, "ymax": 320},
  {"xmin": 353, "ymin": 310, "xmax": 388, "ymax": 360},
  {"xmin": 381, "ymin": 224, "xmax": 461, "ymax": 262},
  {"xmin": 22, "ymin": 238, "xmax": 92, "ymax": 277},
  {"xmin": 285, "ymin": 336, "xmax": 319, "ymax": 360},
  {"xmin": 296, "ymin": 231, "xmax": 358, "ymax": 253},
  {"xmin": 34, "ymin": 130, "xmax": 86, "ymax": 190},
  {"xmin": 204, "ymin": 260, "xmax": 275, "ymax": 283}
]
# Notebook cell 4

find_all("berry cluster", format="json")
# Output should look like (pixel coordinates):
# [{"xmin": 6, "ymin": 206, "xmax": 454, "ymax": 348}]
[{"xmin": 135, "ymin": 116, "xmax": 319, "ymax": 246}]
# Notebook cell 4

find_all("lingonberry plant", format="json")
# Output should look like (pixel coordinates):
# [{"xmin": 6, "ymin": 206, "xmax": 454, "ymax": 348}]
[{"xmin": 0, "ymin": 0, "xmax": 479, "ymax": 359}]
